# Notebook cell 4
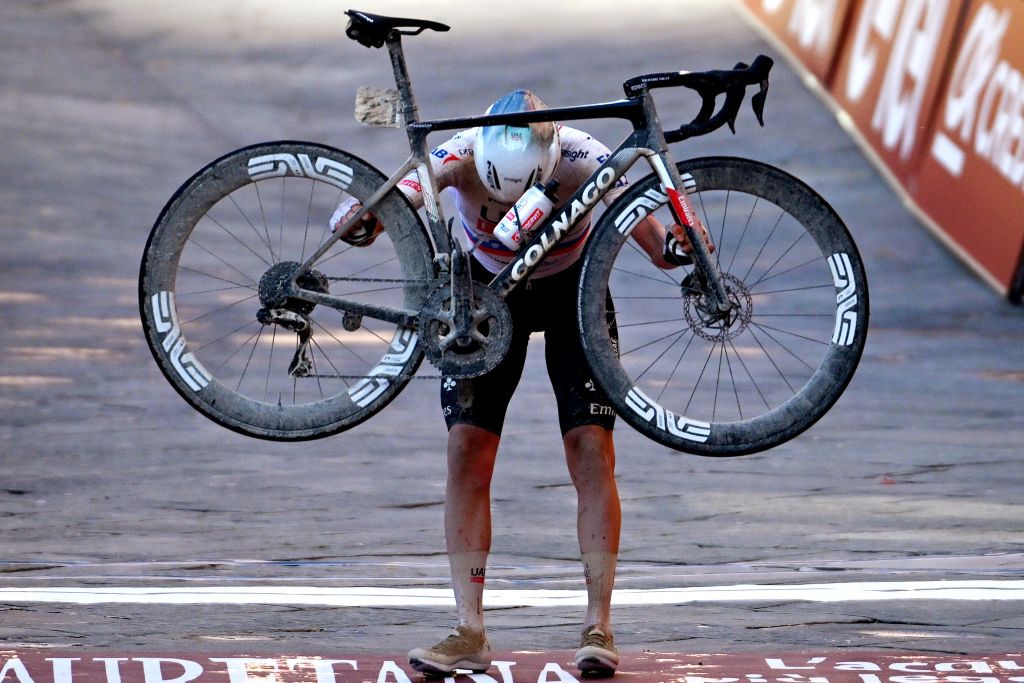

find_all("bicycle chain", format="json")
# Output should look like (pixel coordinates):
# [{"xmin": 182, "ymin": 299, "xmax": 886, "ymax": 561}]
[{"xmin": 305, "ymin": 275, "xmax": 474, "ymax": 380}]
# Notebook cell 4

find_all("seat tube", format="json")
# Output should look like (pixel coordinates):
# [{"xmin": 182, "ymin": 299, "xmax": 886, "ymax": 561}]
[{"xmin": 385, "ymin": 34, "xmax": 450, "ymax": 252}]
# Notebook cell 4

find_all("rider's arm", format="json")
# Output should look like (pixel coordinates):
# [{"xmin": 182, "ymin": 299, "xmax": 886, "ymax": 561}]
[
  {"xmin": 329, "ymin": 132, "xmax": 467, "ymax": 246},
  {"xmin": 631, "ymin": 214, "xmax": 714, "ymax": 270}
]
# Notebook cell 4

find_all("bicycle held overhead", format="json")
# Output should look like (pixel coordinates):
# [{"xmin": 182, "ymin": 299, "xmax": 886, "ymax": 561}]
[{"xmin": 139, "ymin": 8, "xmax": 868, "ymax": 456}]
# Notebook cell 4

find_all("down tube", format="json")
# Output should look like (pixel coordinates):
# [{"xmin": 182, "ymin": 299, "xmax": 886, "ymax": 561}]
[{"xmin": 491, "ymin": 144, "xmax": 647, "ymax": 296}]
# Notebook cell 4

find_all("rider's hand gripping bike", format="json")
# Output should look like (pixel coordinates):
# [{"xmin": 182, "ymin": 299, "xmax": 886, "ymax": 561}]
[{"xmin": 139, "ymin": 10, "xmax": 868, "ymax": 456}]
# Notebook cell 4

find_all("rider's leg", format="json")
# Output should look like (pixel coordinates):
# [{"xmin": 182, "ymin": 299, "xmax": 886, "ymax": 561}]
[
  {"xmin": 444, "ymin": 423, "xmax": 500, "ymax": 631},
  {"xmin": 563, "ymin": 424, "xmax": 620, "ymax": 631}
]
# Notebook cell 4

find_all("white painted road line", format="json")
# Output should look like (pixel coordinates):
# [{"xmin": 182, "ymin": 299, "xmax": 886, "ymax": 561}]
[{"xmin": 1, "ymin": 580, "xmax": 1022, "ymax": 607}]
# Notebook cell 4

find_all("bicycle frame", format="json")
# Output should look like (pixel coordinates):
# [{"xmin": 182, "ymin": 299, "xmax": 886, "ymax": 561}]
[{"xmin": 292, "ymin": 31, "xmax": 729, "ymax": 326}]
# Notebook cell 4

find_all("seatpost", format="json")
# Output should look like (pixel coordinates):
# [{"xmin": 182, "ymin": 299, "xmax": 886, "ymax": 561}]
[{"xmin": 386, "ymin": 34, "xmax": 419, "ymax": 125}]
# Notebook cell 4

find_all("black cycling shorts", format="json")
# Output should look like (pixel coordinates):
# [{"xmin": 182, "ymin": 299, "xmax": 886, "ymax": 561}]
[{"xmin": 441, "ymin": 258, "xmax": 618, "ymax": 437}]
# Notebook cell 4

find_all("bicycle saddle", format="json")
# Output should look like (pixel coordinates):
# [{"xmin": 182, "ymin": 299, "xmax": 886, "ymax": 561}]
[{"xmin": 345, "ymin": 10, "xmax": 450, "ymax": 48}]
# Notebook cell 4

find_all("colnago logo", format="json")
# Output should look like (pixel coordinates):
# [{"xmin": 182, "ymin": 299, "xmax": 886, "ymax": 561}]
[
  {"xmin": 828, "ymin": 253, "xmax": 858, "ymax": 346},
  {"xmin": 151, "ymin": 291, "xmax": 211, "ymax": 392},
  {"xmin": 510, "ymin": 166, "xmax": 617, "ymax": 281},
  {"xmin": 624, "ymin": 387, "xmax": 711, "ymax": 442},
  {"xmin": 247, "ymin": 153, "xmax": 354, "ymax": 189},
  {"xmin": 930, "ymin": 3, "xmax": 1024, "ymax": 189},
  {"xmin": 347, "ymin": 327, "xmax": 418, "ymax": 408},
  {"xmin": 845, "ymin": 0, "xmax": 950, "ymax": 160}
]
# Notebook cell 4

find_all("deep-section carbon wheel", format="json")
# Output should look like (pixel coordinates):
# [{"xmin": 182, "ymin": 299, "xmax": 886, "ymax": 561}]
[
  {"xmin": 140, "ymin": 141, "xmax": 435, "ymax": 440},
  {"xmin": 578, "ymin": 157, "xmax": 869, "ymax": 455}
]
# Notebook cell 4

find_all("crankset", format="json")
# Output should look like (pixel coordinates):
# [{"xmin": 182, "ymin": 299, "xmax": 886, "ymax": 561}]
[{"xmin": 417, "ymin": 280, "xmax": 512, "ymax": 378}]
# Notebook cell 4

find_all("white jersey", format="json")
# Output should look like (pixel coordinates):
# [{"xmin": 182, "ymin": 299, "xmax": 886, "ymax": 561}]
[{"xmin": 397, "ymin": 125, "xmax": 628, "ymax": 278}]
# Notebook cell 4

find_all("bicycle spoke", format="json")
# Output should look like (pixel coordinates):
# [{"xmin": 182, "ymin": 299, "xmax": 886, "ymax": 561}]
[
  {"xmin": 176, "ymin": 283, "xmax": 256, "ymax": 298},
  {"xmin": 265, "ymin": 325, "xmax": 278, "ymax": 399},
  {"xmin": 236, "ymin": 325, "xmax": 265, "ymax": 393},
  {"xmin": 310, "ymin": 318, "xmax": 374, "ymax": 367},
  {"xmin": 721, "ymin": 339, "xmax": 742, "ymax": 420},
  {"xmin": 621, "ymin": 326, "xmax": 692, "ymax": 358},
  {"xmin": 308, "ymin": 334, "xmax": 348, "ymax": 391},
  {"xmin": 726, "ymin": 195, "xmax": 759, "ymax": 275},
  {"xmin": 751, "ymin": 230, "xmax": 811, "ymax": 287},
  {"xmin": 742, "ymin": 207, "xmax": 786, "ymax": 282},
  {"xmin": 746, "ymin": 326, "xmax": 797, "ymax": 394},
  {"xmin": 226, "ymin": 193, "xmax": 276, "ymax": 266},
  {"xmin": 614, "ymin": 266, "xmax": 679, "ymax": 286},
  {"xmin": 655, "ymin": 331, "xmax": 698, "ymax": 403},
  {"xmin": 180, "ymin": 237, "xmax": 261, "ymax": 289},
  {"xmin": 617, "ymin": 316, "xmax": 688, "ymax": 329},
  {"xmin": 727, "ymin": 336, "xmax": 770, "ymax": 410},
  {"xmin": 750, "ymin": 253, "xmax": 822, "ymax": 289},
  {"xmin": 252, "ymin": 180, "xmax": 279, "ymax": 264},
  {"xmin": 204, "ymin": 213, "xmax": 274, "ymax": 269},
  {"xmin": 179, "ymin": 293, "xmax": 260, "ymax": 327},
  {"xmin": 302, "ymin": 177, "xmax": 316, "ymax": 262},
  {"xmin": 191, "ymin": 318, "xmax": 260, "ymax": 355},
  {"xmin": 750, "ymin": 320, "xmax": 830, "ymax": 350},
  {"xmin": 685, "ymin": 338, "xmax": 718, "ymax": 414},
  {"xmin": 176, "ymin": 263, "xmax": 256, "ymax": 293},
  {"xmin": 634, "ymin": 328, "xmax": 688, "ymax": 383}
]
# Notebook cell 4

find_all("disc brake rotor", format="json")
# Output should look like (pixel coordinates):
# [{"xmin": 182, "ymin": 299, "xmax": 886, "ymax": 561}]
[{"xmin": 683, "ymin": 272, "xmax": 753, "ymax": 342}]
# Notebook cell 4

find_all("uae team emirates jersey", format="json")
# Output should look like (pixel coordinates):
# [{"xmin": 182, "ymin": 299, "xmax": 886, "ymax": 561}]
[{"xmin": 396, "ymin": 125, "xmax": 628, "ymax": 278}]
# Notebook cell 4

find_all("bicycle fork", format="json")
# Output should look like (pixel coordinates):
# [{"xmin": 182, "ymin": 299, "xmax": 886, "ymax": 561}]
[{"xmin": 647, "ymin": 151, "xmax": 733, "ymax": 314}]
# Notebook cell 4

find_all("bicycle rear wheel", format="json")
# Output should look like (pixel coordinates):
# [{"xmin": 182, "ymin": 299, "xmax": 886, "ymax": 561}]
[
  {"xmin": 578, "ymin": 156, "xmax": 868, "ymax": 455},
  {"xmin": 140, "ymin": 141, "xmax": 435, "ymax": 440}
]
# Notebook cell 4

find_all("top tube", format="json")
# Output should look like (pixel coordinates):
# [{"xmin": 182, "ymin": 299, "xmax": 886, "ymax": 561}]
[{"xmin": 409, "ymin": 98, "xmax": 647, "ymax": 135}]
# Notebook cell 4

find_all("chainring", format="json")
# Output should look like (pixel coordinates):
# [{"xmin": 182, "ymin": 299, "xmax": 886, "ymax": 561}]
[{"xmin": 417, "ymin": 281, "xmax": 513, "ymax": 378}]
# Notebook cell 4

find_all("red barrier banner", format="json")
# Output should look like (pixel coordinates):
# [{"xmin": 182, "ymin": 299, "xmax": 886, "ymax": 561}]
[
  {"xmin": 2, "ymin": 650, "xmax": 1024, "ymax": 683},
  {"xmin": 912, "ymin": 0, "xmax": 1024, "ymax": 293},
  {"xmin": 740, "ymin": 0, "xmax": 857, "ymax": 82},
  {"xmin": 829, "ymin": 0, "xmax": 967, "ymax": 183}
]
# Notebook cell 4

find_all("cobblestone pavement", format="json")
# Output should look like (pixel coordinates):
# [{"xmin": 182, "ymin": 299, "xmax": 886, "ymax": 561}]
[{"xmin": 1, "ymin": 0, "xmax": 1022, "ymax": 668}]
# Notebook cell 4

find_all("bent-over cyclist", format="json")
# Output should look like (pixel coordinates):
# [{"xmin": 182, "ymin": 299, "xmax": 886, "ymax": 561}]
[{"xmin": 333, "ymin": 89, "xmax": 710, "ymax": 678}]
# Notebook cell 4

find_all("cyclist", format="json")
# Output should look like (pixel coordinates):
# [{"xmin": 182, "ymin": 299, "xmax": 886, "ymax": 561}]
[{"xmin": 332, "ymin": 89, "xmax": 709, "ymax": 678}]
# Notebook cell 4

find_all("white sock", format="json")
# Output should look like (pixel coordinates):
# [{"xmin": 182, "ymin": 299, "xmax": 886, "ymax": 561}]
[
  {"xmin": 582, "ymin": 551, "xmax": 617, "ymax": 632},
  {"xmin": 448, "ymin": 551, "xmax": 488, "ymax": 631}
]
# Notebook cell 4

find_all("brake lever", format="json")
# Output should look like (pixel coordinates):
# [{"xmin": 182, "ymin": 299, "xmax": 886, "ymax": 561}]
[{"xmin": 751, "ymin": 78, "xmax": 769, "ymax": 127}]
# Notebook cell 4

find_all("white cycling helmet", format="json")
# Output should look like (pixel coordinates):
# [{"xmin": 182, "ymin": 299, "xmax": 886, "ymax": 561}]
[{"xmin": 473, "ymin": 89, "xmax": 560, "ymax": 204}]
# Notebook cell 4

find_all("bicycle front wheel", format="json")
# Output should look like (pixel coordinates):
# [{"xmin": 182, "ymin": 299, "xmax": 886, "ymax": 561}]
[
  {"xmin": 140, "ymin": 141, "xmax": 435, "ymax": 441},
  {"xmin": 579, "ymin": 156, "xmax": 868, "ymax": 455}
]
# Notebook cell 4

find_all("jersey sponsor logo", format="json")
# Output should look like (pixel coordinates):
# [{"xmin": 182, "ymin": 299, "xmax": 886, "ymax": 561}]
[
  {"xmin": 247, "ymin": 153, "xmax": 353, "ymax": 189},
  {"xmin": 398, "ymin": 178, "xmax": 422, "ymax": 193},
  {"xmin": 589, "ymin": 403, "xmax": 615, "ymax": 416},
  {"xmin": 624, "ymin": 387, "xmax": 710, "ymax": 442},
  {"xmin": 828, "ymin": 253, "xmax": 859, "ymax": 346},
  {"xmin": 561, "ymin": 148, "xmax": 590, "ymax": 162},
  {"xmin": 510, "ymin": 167, "xmax": 617, "ymax": 282},
  {"xmin": 430, "ymin": 147, "xmax": 449, "ymax": 160}
]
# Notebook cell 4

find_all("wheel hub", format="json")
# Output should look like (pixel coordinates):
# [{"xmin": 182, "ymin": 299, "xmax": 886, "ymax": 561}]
[{"xmin": 258, "ymin": 261, "xmax": 328, "ymax": 316}]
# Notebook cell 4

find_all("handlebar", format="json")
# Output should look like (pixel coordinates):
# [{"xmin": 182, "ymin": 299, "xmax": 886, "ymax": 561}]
[{"xmin": 623, "ymin": 55, "xmax": 774, "ymax": 142}]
